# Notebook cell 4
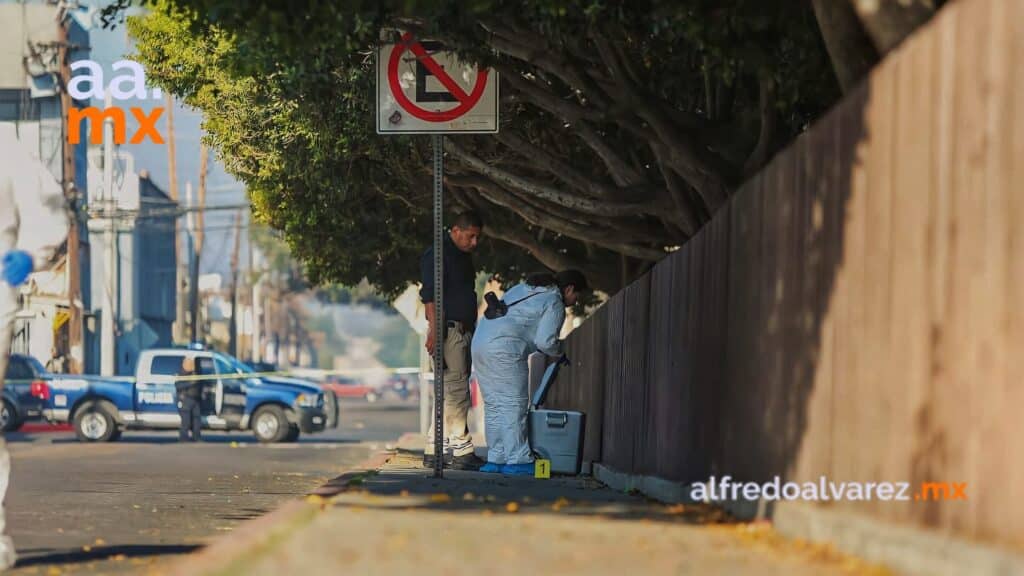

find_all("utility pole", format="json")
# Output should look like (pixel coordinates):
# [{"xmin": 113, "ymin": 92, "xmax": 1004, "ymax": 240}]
[
  {"xmin": 229, "ymin": 211, "xmax": 242, "ymax": 356},
  {"xmin": 190, "ymin": 143, "xmax": 208, "ymax": 343},
  {"xmin": 99, "ymin": 92, "xmax": 116, "ymax": 376},
  {"xmin": 185, "ymin": 182, "xmax": 198, "ymax": 343},
  {"xmin": 196, "ymin": 142, "xmax": 207, "ymax": 256},
  {"xmin": 58, "ymin": 12, "xmax": 83, "ymax": 374},
  {"xmin": 166, "ymin": 93, "xmax": 186, "ymax": 342},
  {"xmin": 249, "ymin": 228, "xmax": 261, "ymax": 363}
]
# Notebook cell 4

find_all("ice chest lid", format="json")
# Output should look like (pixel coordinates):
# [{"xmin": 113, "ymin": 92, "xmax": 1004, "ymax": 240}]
[{"xmin": 531, "ymin": 355, "xmax": 568, "ymax": 409}]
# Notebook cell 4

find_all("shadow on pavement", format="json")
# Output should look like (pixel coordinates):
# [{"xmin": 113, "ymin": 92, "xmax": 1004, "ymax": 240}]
[
  {"xmin": 326, "ymin": 450, "xmax": 739, "ymax": 527},
  {"xmin": 15, "ymin": 543, "xmax": 201, "ymax": 568}
]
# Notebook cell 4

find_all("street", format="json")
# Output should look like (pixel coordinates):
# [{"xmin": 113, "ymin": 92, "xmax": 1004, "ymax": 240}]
[{"xmin": 3, "ymin": 399, "xmax": 418, "ymax": 575}]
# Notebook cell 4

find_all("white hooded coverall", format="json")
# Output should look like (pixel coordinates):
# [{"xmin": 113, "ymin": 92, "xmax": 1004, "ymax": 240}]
[
  {"xmin": 0, "ymin": 125, "xmax": 70, "ymax": 569},
  {"xmin": 471, "ymin": 283, "xmax": 564, "ymax": 465}
]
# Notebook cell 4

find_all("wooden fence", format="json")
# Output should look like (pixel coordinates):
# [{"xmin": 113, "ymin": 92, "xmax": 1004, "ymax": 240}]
[{"xmin": 549, "ymin": 0, "xmax": 1023, "ymax": 550}]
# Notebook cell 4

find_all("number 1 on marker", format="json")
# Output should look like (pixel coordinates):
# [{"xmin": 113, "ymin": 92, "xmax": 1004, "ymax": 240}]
[{"xmin": 535, "ymin": 459, "xmax": 551, "ymax": 479}]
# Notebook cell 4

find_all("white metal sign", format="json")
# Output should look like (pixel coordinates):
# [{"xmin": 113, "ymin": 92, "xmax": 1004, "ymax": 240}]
[{"xmin": 376, "ymin": 33, "xmax": 499, "ymax": 134}]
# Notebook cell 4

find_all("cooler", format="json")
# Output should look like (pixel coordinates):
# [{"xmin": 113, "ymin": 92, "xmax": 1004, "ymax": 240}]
[{"xmin": 528, "ymin": 356, "xmax": 586, "ymax": 475}]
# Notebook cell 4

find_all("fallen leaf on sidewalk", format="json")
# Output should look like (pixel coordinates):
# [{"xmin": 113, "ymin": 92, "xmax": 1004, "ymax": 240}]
[
  {"xmin": 94, "ymin": 538, "xmax": 106, "ymax": 546},
  {"xmin": 666, "ymin": 504, "xmax": 686, "ymax": 515},
  {"xmin": 110, "ymin": 554, "xmax": 126, "ymax": 561},
  {"xmin": 429, "ymin": 493, "xmax": 452, "ymax": 503},
  {"xmin": 400, "ymin": 490, "xmax": 410, "ymax": 497},
  {"xmin": 505, "ymin": 502, "xmax": 520, "ymax": 513},
  {"xmin": 551, "ymin": 497, "xmax": 570, "ymax": 511},
  {"xmin": 481, "ymin": 509, "xmax": 493, "ymax": 516}
]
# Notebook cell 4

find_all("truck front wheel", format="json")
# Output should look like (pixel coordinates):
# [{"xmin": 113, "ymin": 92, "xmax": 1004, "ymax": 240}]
[
  {"xmin": 252, "ymin": 405, "xmax": 289, "ymax": 443},
  {"xmin": 73, "ymin": 402, "xmax": 118, "ymax": 442}
]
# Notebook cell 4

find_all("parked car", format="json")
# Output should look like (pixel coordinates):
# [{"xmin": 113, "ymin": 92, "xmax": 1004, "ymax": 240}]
[
  {"xmin": 2, "ymin": 354, "xmax": 49, "ymax": 431},
  {"xmin": 42, "ymin": 348, "xmax": 327, "ymax": 443},
  {"xmin": 321, "ymin": 375, "xmax": 379, "ymax": 403},
  {"xmin": 243, "ymin": 362, "xmax": 339, "ymax": 430},
  {"xmin": 381, "ymin": 374, "xmax": 419, "ymax": 402}
]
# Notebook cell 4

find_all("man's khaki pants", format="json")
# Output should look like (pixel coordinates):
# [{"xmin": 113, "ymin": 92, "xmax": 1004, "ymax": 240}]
[{"xmin": 424, "ymin": 324, "xmax": 474, "ymax": 458}]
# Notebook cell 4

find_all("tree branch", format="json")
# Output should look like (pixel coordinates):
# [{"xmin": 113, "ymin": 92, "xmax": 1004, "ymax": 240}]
[
  {"xmin": 448, "ymin": 173, "xmax": 667, "ymax": 261},
  {"xmin": 590, "ymin": 30, "xmax": 732, "ymax": 211},
  {"xmin": 445, "ymin": 139, "xmax": 652, "ymax": 218},
  {"xmin": 499, "ymin": 67, "xmax": 648, "ymax": 187},
  {"xmin": 484, "ymin": 23, "xmax": 612, "ymax": 109},
  {"xmin": 811, "ymin": 0, "xmax": 879, "ymax": 93},
  {"xmin": 494, "ymin": 130, "xmax": 638, "ymax": 200},
  {"xmin": 650, "ymin": 142, "xmax": 700, "ymax": 238},
  {"xmin": 849, "ymin": 0, "xmax": 935, "ymax": 55},
  {"xmin": 742, "ymin": 72, "xmax": 778, "ymax": 177}
]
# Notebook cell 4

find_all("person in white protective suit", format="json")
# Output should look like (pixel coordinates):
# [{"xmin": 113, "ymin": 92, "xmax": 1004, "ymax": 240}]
[
  {"xmin": 0, "ymin": 125, "xmax": 70, "ymax": 569},
  {"xmin": 471, "ymin": 269, "xmax": 589, "ymax": 475}
]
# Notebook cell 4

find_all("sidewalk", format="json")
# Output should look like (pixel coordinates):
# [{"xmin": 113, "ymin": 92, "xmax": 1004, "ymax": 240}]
[{"xmin": 171, "ymin": 435, "xmax": 889, "ymax": 576}]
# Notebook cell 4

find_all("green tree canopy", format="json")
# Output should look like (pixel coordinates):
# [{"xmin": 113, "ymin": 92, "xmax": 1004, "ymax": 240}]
[{"xmin": 124, "ymin": 0, "xmax": 847, "ymax": 296}]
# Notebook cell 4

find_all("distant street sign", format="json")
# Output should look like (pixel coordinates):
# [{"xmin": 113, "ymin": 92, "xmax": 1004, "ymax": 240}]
[{"xmin": 377, "ymin": 32, "xmax": 499, "ymax": 134}]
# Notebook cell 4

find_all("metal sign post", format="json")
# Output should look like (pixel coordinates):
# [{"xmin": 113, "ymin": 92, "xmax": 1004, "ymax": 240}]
[
  {"xmin": 376, "ymin": 33, "xmax": 498, "ymax": 480},
  {"xmin": 431, "ymin": 134, "xmax": 445, "ymax": 478}
]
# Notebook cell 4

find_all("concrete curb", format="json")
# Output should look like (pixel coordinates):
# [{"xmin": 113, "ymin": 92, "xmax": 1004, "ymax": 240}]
[
  {"xmin": 167, "ymin": 447, "xmax": 396, "ymax": 576},
  {"xmin": 773, "ymin": 502, "xmax": 1024, "ymax": 576},
  {"xmin": 593, "ymin": 463, "xmax": 1024, "ymax": 576}
]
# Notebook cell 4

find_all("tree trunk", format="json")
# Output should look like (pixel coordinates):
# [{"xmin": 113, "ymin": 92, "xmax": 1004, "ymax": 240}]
[
  {"xmin": 849, "ymin": 0, "xmax": 936, "ymax": 55},
  {"xmin": 812, "ymin": 0, "xmax": 880, "ymax": 93}
]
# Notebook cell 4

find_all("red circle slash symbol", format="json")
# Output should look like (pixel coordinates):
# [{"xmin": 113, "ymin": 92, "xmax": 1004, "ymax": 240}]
[{"xmin": 388, "ymin": 32, "xmax": 489, "ymax": 122}]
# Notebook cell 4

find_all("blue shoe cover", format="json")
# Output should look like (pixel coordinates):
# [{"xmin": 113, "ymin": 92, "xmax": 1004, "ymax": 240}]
[
  {"xmin": 501, "ymin": 462, "xmax": 535, "ymax": 476},
  {"xmin": 480, "ymin": 462, "xmax": 502, "ymax": 473}
]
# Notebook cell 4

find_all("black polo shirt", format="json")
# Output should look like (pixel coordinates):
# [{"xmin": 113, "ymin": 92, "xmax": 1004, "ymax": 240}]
[{"xmin": 419, "ymin": 234, "xmax": 477, "ymax": 327}]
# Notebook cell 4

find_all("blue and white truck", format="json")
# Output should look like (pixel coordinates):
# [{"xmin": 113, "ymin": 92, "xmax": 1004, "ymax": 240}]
[{"xmin": 42, "ymin": 347, "xmax": 330, "ymax": 443}]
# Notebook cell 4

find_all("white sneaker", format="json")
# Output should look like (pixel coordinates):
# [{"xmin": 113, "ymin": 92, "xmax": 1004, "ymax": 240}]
[{"xmin": 0, "ymin": 535, "xmax": 17, "ymax": 570}]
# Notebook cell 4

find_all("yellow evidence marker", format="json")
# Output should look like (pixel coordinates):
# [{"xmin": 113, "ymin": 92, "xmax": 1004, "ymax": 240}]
[{"xmin": 535, "ymin": 459, "xmax": 551, "ymax": 479}]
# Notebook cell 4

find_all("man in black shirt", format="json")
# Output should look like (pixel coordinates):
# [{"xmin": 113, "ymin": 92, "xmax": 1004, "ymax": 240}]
[{"xmin": 419, "ymin": 211, "xmax": 486, "ymax": 470}]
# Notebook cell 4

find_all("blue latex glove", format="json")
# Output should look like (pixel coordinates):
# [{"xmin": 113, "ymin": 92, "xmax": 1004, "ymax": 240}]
[{"xmin": 1, "ymin": 250, "xmax": 33, "ymax": 287}]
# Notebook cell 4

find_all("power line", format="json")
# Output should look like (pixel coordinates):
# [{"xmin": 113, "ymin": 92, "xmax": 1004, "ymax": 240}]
[{"xmin": 86, "ymin": 203, "xmax": 252, "ymax": 221}]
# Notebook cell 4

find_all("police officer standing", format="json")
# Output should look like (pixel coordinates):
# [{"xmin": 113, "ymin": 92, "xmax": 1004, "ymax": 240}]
[{"xmin": 176, "ymin": 355, "xmax": 203, "ymax": 442}]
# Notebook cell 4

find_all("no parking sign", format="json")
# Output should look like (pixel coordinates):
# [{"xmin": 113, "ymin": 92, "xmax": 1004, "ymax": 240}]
[{"xmin": 377, "ymin": 32, "xmax": 499, "ymax": 134}]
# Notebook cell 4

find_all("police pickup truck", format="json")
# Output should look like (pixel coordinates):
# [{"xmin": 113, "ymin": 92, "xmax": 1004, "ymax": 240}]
[{"xmin": 43, "ymin": 348, "xmax": 328, "ymax": 443}]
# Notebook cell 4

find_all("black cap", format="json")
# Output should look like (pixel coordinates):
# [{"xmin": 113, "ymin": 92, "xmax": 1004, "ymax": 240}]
[{"xmin": 555, "ymin": 269, "xmax": 590, "ymax": 294}]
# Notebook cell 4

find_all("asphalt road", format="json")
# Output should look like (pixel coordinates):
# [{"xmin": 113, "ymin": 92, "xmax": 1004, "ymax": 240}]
[{"xmin": 2, "ymin": 399, "xmax": 419, "ymax": 575}]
